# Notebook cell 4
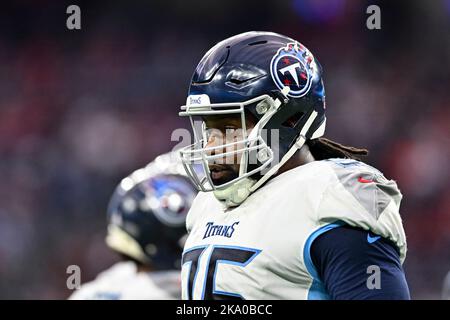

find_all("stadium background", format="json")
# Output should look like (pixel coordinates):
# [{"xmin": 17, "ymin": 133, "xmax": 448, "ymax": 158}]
[{"xmin": 0, "ymin": 0, "xmax": 448, "ymax": 299}]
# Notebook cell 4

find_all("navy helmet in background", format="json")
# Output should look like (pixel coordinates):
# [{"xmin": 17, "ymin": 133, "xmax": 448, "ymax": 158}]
[{"xmin": 106, "ymin": 152, "xmax": 198, "ymax": 270}]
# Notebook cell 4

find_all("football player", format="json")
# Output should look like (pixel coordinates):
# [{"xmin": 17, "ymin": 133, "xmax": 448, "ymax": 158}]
[
  {"xmin": 69, "ymin": 152, "xmax": 197, "ymax": 300},
  {"xmin": 178, "ymin": 31, "xmax": 410, "ymax": 299}
]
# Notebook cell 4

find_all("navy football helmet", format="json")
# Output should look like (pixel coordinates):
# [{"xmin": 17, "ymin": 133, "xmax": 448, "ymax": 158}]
[
  {"xmin": 179, "ymin": 31, "xmax": 326, "ymax": 206},
  {"xmin": 105, "ymin": 152, "xmax": 197, "ymax": 270}
]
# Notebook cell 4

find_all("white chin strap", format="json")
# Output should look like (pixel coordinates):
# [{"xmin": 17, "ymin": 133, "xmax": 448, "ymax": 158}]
[
  {"xmin": 214, "ymin": 110, "xmax": 320, "ymax": 208},
  {"xmin": 213, "ymin": 177, "xmax": 256, "ymax": 208}
]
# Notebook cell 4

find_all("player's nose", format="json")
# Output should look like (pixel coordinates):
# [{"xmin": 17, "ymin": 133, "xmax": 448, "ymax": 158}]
[
  {"xmin": 204, "ymin": 135, "xmax": 228, "ymax": 165},
  {"xmin": 205, "ymin": 137, "xmax": 221, "ymax": 156}
]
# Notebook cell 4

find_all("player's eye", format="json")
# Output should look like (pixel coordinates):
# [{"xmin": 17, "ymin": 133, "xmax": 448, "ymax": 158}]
[
  {"xmin": 224, "ymin": 125, "xmax": 247, "ymax": 140},
  {"xmin": 204, "ymin": 127, "xmax": 222, "ymax": 141}
]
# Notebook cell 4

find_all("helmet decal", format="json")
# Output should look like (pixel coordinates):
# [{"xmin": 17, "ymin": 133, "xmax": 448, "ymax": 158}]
[
  {"xmin": 141, "ymin": 175, "xmax": 194, "ymax": 227},
  {"xmin": 270, "ymin": 42, "xmax": 315, "ymax": 98}
]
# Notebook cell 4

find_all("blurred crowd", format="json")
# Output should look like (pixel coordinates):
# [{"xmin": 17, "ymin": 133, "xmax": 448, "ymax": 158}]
[{"xmin": 0, "ymin": 0, "xmax": 448, "ymax": 299}]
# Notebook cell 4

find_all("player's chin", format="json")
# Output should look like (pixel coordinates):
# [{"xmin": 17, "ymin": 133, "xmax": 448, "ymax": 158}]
[{"xmin": 209, "ymin": 167, "xmax": 238, "ymax": 186}]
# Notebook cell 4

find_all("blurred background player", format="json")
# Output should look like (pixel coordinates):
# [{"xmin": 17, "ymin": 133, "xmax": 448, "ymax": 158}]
[
  {"xmin": 443, "ymin": 271, "xmax": 450, "ymax": 300},
  {"xmin": 69, "ymin": 153, "xmax": 197, "ymax": 300}
]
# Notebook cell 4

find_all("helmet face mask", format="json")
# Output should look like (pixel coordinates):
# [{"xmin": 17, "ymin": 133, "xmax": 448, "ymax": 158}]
[
  {"xmin": 179, "ymin": 93, "xmax": 282, "ymax": 192},
  {"xmin": 179, "ymin": 31, "xmax": 327, "ymax": 206}
]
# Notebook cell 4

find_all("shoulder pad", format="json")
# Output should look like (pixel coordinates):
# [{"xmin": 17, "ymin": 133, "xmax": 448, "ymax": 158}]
[{"xmin": 325, "ymin": 158, "xmax": 402, "ymax": 219}]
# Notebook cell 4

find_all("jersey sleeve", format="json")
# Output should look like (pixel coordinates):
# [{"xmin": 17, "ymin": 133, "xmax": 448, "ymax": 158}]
[
  {"xmin": 310, "ymin": 225, "xmax": 410, "ymax": 300},
  {"xmin": 316, "ymin": 159, "xmax": 407, "ymax": 263}
]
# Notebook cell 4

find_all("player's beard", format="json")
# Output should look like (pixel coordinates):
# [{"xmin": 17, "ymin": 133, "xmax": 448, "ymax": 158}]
[{"xmin": 209, "ymin": 164, "xmax": 239, "ymax": 186}]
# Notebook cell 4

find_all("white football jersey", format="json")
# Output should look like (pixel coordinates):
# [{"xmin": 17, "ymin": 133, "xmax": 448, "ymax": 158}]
[
  {"xmin": 69, "ymin": 261, "xmax": 181, "ymax": 300},
  {"xmin": 181, "ymin": 158, "xmax": 407, "ymax": 300}
]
